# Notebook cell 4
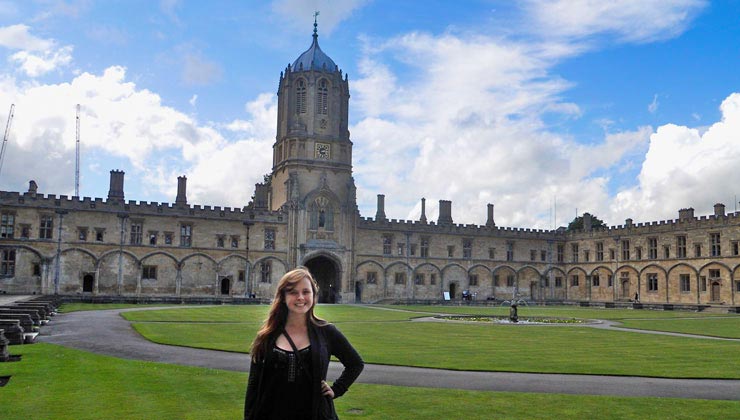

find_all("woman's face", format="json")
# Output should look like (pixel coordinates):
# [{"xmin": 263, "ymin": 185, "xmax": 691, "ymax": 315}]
[{"xmin": 284, "ymin": 276, "xmax": 314, "ymax": 317}]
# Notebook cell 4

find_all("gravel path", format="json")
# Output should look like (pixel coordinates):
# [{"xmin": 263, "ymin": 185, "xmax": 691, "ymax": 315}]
[{"xmin": 34, "ymin": 307, "xmax": 740, "ymax": 401}]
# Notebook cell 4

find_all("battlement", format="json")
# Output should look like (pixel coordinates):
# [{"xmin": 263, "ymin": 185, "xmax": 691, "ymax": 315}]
[
  {"xmin": 567, "ymin": 208, "xmax": 740, "ymax": 239},
  {"xmin": 358, "ymin": 216, "xmax": 557, "ymax": 239},
  {"xmin": 0, "ymin": 190, "xmax": 285, "ymax": 222}
]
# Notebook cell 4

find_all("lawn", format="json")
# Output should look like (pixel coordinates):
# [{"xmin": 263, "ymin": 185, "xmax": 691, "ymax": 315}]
[
  {"xmin": 126, "ymin": 304, "xmax": 740, "ymax": 378},
  {"xmin": 1, "ymin": 343, "xmax": 738, "ymax": 420},
  {"xmin": 384, "ymin": 304, "xmax": 740, "ymax": 320},
  {"xmin": 619, "ymin": 317, "xmax": 740, "ymax": 338}
]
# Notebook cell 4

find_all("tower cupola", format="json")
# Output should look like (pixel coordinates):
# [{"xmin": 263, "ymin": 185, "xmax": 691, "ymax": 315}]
[{"xmin": 292, "ymin": 19, "xmax": 338, "ymax": 72}]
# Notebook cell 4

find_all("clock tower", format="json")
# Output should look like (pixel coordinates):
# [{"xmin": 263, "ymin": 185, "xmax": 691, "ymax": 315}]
[
  {"xmin": 270, "ymin": 20, "xmax": 354, "ymax": 211},
  {"xmin": 266, "ymin": 19, "xmax": 358, "ymax": 302}
]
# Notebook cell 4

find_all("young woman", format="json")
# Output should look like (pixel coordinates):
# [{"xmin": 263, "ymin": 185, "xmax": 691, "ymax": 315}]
[{"xmin": 244, "ymin": 267, "xmax": 364, "ymax": 420}]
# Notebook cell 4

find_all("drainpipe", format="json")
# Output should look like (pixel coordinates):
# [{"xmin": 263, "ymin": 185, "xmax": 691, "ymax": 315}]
[{"xmin": 53, "ymin": 210, "xmax": 68, "ymax": 295}]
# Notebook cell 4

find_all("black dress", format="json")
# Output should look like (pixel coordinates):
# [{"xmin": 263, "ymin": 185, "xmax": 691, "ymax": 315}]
[
  {"xmin": 261, "ymin": 345, "xmax": 313, "ymax": 420},
  {"xmin": 245, "ymin": 324, "xmax": 364, "ymax": 420}
]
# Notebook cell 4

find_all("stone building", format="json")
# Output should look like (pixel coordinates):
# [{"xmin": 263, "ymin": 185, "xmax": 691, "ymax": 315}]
[{"xmin": 1, "ymin": 26, "xmax": 740, "ymax": 306}]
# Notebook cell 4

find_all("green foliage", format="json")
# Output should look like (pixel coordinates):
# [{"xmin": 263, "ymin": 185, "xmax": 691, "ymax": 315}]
[{"xmin": 568, "ymin": 214, "xmax": 607, "ymax": 231}]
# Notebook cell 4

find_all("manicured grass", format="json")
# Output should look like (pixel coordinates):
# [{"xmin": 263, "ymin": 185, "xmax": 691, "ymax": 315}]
[
  {"xmin": 128, "ymin": 305, "xmax": 740, "ymax": 378},
  {"xmin": 0, "ymin": 343, "xmax": 245, "ymax": 420},
  {"xmin": 122, "ymin": 304, "xmax": 414, "ymax": 323},
  {"xmin": 385, "ymin": 304, "xmax": 740, "ymax": 320},
  {"xmin": 337, "ymin": 383, "xmax": 740, "ymax": 420},
  {"xmin": 59, "ymin": 303, "xmax": 177, "ymax": 313},
  {"xmin": 620, "ymin": 317, "xmax": 740, "ymax": 338},
  {"xmin": 2, "ymin": 343, "xmax": 738, "ymax": 420}
]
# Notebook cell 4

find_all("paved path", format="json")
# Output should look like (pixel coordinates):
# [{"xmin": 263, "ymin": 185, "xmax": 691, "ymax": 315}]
[{"xmin": 37, "ymin": 307, "xmax": 740, "ymax": 401}]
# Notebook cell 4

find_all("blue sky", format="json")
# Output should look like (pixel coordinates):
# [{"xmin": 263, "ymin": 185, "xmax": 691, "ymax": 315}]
[{"xmin": 1, "ymin": 0, "xmax": 739, "ymax": 228}]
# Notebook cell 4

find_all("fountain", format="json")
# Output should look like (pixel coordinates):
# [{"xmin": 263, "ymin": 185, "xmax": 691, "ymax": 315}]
[{"xmin": 509, "ymin": 302, "xmax": 518, "ymax": 323}]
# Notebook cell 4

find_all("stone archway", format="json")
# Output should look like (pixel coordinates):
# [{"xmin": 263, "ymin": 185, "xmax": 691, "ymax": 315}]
[
  {"xmin": 220, "ymin": 277, "xmax": 231, "ymax": 295},
  {"xmin": 82, "ymin": 273, "xmax": 95, "ymax": 293},
  {"xmin": 304, "ymin": 255, "xmax": 340, "ymax": 303}
]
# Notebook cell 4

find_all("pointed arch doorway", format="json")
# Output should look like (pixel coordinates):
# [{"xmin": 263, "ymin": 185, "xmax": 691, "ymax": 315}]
[{"xmin": 304, "ymin": 255, "xmax": 340, "ymax": 303}]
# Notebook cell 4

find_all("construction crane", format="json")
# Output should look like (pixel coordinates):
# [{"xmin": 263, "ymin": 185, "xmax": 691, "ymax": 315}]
[
  {"xmin": 0, "ymin": 104, "xmax": 15, "ymax": 179},
  {"xmin": 75, "ymin": 104, "xmax": 80, "ymax": 196}
]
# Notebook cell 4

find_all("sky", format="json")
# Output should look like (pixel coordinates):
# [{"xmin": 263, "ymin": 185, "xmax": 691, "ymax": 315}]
[{"xmin": 0, "ymin": 0, "xmax": 739, "ymax": 229}]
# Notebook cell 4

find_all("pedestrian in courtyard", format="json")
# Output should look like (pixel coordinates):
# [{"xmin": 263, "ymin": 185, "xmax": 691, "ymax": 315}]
[{"xmin": 244, "ymin": 267, "xmax": 364, "ymax": 420}]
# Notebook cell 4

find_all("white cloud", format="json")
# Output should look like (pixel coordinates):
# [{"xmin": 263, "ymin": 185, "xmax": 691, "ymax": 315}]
[
  {"xmin": 271, "ymin": 0, "xmax": 369, "ymax": 34},
  {"xmin": 0, "ymin": 24, "xmax": 74, "ymax": 76},
  {"xmin": 613, "ymin": 92, "xmax": 740, "ymax": 222},
  {"xmin": 0, "ymin": 24, "xmax": 54, "ymax": 51},
  {"xmin": 10, "ymin": 46, "xmax": 73, "ymax": 77},
  {"xmin": 648, "ymin": 94, "xmax": 659, "ymax": 114},
  {"xmin": 181, "ymin": 52, "xmax": 221, "ymax": 86},
  {"xmin": 189, "ymin": 94, "xmax": 197, "ymax": 107},
  {"xmin": 350, "ymin": 31, "xmax": 649, "ymax": 228},
  {"xmin": 523, "ymin": 0, "xmax": 706, "ymax": 43},
  {"xmin": 0, "ymin": 66, "xmax": 274, "ymax": 207}
]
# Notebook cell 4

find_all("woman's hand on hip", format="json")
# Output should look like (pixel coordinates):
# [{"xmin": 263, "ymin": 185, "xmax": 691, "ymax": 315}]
[{"xmin": 321, "ymin": 380, "xmax": 335, "ymax": 398}]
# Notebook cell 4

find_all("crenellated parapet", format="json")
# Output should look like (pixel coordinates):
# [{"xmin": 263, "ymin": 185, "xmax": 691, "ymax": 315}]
[
  {"xmin": 567, "ymin": 205, "xmax": 740, "ymax": 240},
  {"xmin": 0, "ymin": 190, "xmax": 286, "ymax": 223},
  {"xmin": 358, "ymin": 216, "xmax": 559, "ymax": 239}
]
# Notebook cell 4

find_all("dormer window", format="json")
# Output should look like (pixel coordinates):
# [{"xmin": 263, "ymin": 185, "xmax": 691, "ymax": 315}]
[
  {"xmin": 317, "ymin": 79, "xmax": 328, "ymax": 115},
  {"xmin": 296, "ymin": 79, "xmax": 307, "ymax": 114}
]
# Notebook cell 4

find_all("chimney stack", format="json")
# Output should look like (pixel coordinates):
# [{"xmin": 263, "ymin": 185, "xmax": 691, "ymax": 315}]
[
  {"xmin": 678, "ymin": 208, "xmax": 695, "ymax": 221},
  {"xmin": 486, "ymin": 203, "xmax": 495, "ymax": 227},
  {"xmin": 437, "ymin": 200, "xmax": 453, "ymax": 225},
  {"xmin": 375, "ymin": 194, "xmax": 386, "ymax": 221},
  {"xmin": 714, "ymin": 203, "xmax": 726, "ymax": 217},
  {"xmin": 107, "ymin": 170, "xmax": 125, "ymax": 202},
  {"xmin": 27, "ymin": 180, "xmax": 38, "ymax": 197},
  {"xmin": 583, "ymin": 212, "xmax": 592, "ymax": 231},
  {"xmin": 176, "ymin": 176, "xmax": 188, "ymax": 205}
]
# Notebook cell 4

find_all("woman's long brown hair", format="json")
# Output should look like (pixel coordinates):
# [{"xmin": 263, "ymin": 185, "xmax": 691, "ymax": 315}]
[{"xmin": 250, "ymin": 267, "xmax": 327, "ymax": 361}]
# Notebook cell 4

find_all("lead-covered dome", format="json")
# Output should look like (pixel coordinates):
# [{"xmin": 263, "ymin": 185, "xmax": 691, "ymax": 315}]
[{"xmin": 291, "ymin": 23, "xmax": 337, "ymax": 72}]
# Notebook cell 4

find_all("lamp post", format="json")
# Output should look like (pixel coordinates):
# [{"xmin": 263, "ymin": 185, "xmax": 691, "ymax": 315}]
[{"xmin": 243, "ymin": 220, "xmax": 254, "ymax": 298}]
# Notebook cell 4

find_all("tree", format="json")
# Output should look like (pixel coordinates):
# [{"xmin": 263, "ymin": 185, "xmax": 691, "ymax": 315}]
[{"xmin": 568, "ymin": 214, "xmax": 606, "ymax": 231}]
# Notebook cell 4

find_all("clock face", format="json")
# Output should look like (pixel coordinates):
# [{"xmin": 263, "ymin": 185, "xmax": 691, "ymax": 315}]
[{"xmin": 315, "ymin": 143, "xmax": 330, "ymax": 160}]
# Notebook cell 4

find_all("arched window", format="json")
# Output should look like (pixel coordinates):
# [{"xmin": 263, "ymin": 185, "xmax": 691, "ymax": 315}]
[
  {"xmin": 296, "ymin": 79, "xmax": 307, "ymax": 114},
  {"xmin": 317, "ymin": 79, "xmax": 328, "ymax": 115}
]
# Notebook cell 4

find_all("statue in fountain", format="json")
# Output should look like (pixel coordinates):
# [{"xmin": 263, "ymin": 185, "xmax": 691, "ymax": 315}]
[{"xmin": 509, "ymin": 302, "xmax": 519, "ymax": 323}]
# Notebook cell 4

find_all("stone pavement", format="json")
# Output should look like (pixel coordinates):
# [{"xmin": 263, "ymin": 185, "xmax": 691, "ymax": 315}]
[{"xmin": 37, "ymin": 307, "xmax": 740, "ymax": 401}]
